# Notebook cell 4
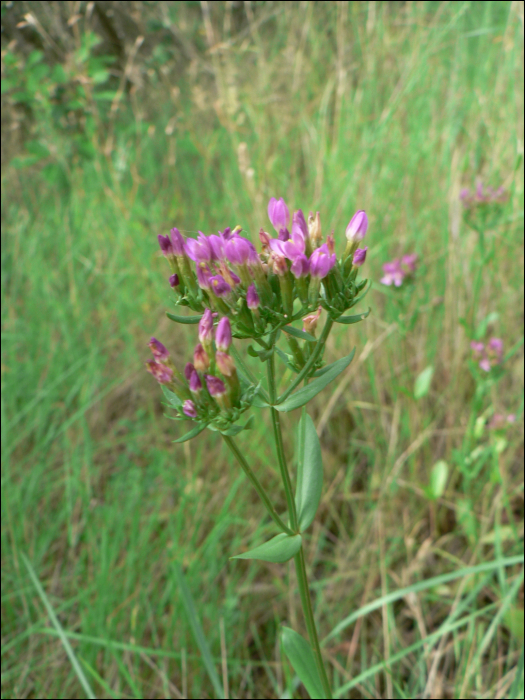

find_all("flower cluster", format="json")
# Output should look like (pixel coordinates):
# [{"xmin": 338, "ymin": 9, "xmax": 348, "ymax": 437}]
[
  {"xmin": 157, "ymin": 198, "xmax": 370, "ymax": 338},
  {"xmin": 460, "ymin": 182, "xmax": 507, "ymax": 209},
  {"xmin": 380, "ymin": 254, "xmax": 418, "ymax": 287},
  {"xmin": 470, "ymin": 337, "xmax": 504, "ymax": 372},
  {"xmin": 146, "ymin": 313, "xmax": 253, "ymax": 426}
]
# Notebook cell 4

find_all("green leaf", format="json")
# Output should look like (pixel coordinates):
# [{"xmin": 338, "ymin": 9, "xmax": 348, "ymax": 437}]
[
  {"xmin": 336, "ymin": 307, "xmax": 371, "ymax": 324},
  {"xmin": 166, "ymin": 312, "xmax": 203, "ymax": 324},
  {"xmin": 275, "ymin": 347, "xmax": 298, "ymax": 372},
  {"xmin": 161, "ymin": 385, "xmax": 183, "ymax": 408},
  {"xmin": 428, "ymin": 460, "xmax": 448, "ymax": 500},
  {"xmin": 295, "ymin": 414, "xmax": 323, "ymax": 531},
  {"xmin": 275, "ymin": 349, "xmax": 356, "ymax": 412},
  {"xmin": 174, "ymin": 564, "xmax": 225, "ymax": 699},
  {"xmin": 281, "ymin": 627, "xmax": 324, "ymax": 699},
  {"xmin": 173, "ymin": 423, "xmax": 207, "ymax": 443},
  {"xmin": 282, "ymin": 325, "xmax": 316, "ymax": 342},
  {"xmin": 232, "ymin": 533, "xmax": 302, "ymax": 563},
  {"xmin": 414, "ymin": 365, "xmax": 434, "ymax": 399},
  {"xmin": 475, "ymin": 311, "xmax": 499, "ymax": 340}
]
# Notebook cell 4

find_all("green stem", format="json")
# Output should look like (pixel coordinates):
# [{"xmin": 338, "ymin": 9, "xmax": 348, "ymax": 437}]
[
  {"xmin": 267, "ymin": 352, "xmax": 299, "ymax": 532},
  {"xmin": 267, "ymin": 352, "xmax": 332, "ymax": 697},
  {"xmin": 222, "ymin": 435, "xmax": 294, "ymax": 536},
  {"xmin": 278, "ymin": 317, "xmax": 334, "ymax": 405},
  {"xmin": 294, "ymin": 547, "xmax": 333, "ymax": 698}
]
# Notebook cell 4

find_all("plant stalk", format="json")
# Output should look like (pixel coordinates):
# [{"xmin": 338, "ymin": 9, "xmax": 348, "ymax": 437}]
[
  {"xmin": 266, "ymin": 352, "xmax": 332, "ymax": 697},
  {"xmin": 222, "ymin": 435, "xmax": 294, "ymax": 536}
]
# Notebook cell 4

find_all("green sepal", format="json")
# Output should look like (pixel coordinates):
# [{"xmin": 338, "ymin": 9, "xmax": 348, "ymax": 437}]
[
  {"xmin": 231, "ymin": 533, "xmax": 302, "ymax": 563},
  {"xmin": 295, "ymin": 413, "xmax": 323, "ymax": 531},
  {"xmin": 166, "ymin": 312, "xmax": 203, "ymax": 324},
  {"xmin": 173, "ymin": 423, "xmax": 207, "ymax": 443},
  {"xmin": 335, "ymin": 307, "xmax": 371, "ymax": 324},
  {"xmin": 220, "ymin": 415, "xmax": 254, "ymax": 436},
  {"xmin": 275, "ymin": 349, "xmax": 356, "ymax": 412},
  {"xmin": 275, "ymin": 347, "xmax": 298, "ymax": 373},
  {"xmin": 282, "ymin": 325, "xmax": 316, "ymax": 342},
  {"xmin": 348, "ymin": 279, "xmax": 371, "ymax": 308},
  {"xmin": 281, "ymin": 627, "xmax": 324, "ymax": 699}
]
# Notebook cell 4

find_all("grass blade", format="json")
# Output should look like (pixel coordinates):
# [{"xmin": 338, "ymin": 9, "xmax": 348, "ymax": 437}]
[
  {"xmin": 174, "ymin": 564, "xmax": 225, "ymax": 698},
  {"xmin": 21, "ymin": 553, "xmax": 97, "ymax": 700}
]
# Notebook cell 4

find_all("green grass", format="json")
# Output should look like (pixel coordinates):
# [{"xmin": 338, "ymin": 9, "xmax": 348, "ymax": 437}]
[{"xmin": 2, "ymin": 2, "xmax": 523, "ymax": 698}]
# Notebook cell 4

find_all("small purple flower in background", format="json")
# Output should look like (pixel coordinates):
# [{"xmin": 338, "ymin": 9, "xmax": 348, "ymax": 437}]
[
  {"xmin": 194, "ymin": 343, "xmax": 210, "ymax": 371},
  {"xmin": 381, "ymin": 259, "xmax": 405, "ymax": 287},
  {"xmin": 460, "ymin": 182, "xmax": 507, "ymax": 208},
  {"xmin": 402, "ymin": 253, "xmax": 418, "ymax": 272},
  {"xmin": 216, "ymin": 317, "xmax": 232, "ymax": 352},
  {"xmin": 183, "ymin": 400, "xmax": 198, "ymax": 418},
  {"xmin": 488, "ymin": 413, "xmax": 516, "ymax": 429},
  {"xmin": 268, "ymin": 197, "xmax": 290, "ymax": 239},
  {"xmin": 346, "ymin": 210, "xmax": 368, "ymax": 243},
  {"xmin": 246, "ymin": 284, "xmax": 260, "ymax": 310},
  {"xmin": 470, "ymin": 337, "xmax": 504, "ymax": 372},
  {"xmin": 185, "ymin": 232, "xmax": 213, "ymax": 263},
  {"xmin": 303, "ymin": 306, "xmax": 322, "ymax": 334},
  {"xmin": 158, "ymin": 234, "xmax": 174, "ymax": 256},
  {"xmin": 205, "ymin": 374, "xmax": 227, "ymax": 398},
  {"xmin": 353, "ymin": 247, "xmax": 368, "ymax": 267},
  {"xmin": 199, "ymin": 309, "xmax": 215, "ymax": 345},
  {"xmin": 148, "ymin": 337, "xmax": 169, "ymax": 362},
  {"xmin": 189, "ymin": 370, "xmax": 203, "ymax": 393},
  {"xmin": 309, "ymin": 244, "xmax": 336, "ymax": 279},
  {"xmin": 145, "ymin": 360, "xmax": 173, "ymax": 385},
  {"xmin": 170, "ymin": 228, "xmax": 186, "ymax": 256},
  {"xmin": 210, "ymin": 274, "xmax": 232, "ymax": 298},
  {"xmin": 290, "ymin": 254, "xmax": 310, "ymax": 278}
]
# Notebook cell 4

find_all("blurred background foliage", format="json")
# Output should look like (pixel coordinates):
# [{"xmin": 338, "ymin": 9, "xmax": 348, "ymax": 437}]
[{"xmin": 1, "ymin": 1, "xmax": 524, "ymax": 698}]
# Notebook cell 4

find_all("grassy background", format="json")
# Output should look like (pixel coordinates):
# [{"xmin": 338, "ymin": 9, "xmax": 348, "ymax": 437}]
[{"xmin": 1, "ymin": 1, "xmax": 524, "ymax": 698}]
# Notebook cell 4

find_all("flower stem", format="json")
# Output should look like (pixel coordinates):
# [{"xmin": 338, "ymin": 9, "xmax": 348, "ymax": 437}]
[
  {"xmin": 278, "ymin": 316, "xmax": 334, "ymax": 404},
  {"xmin": 294, "ymin": 547, "xmax": 333, "ymax": 698},
  {"xmin": 266, "ymin": 351, "xmax": 332, "ymax": 697},
  {"xmin": 222, "ymin": 435, "xmax": 294, "ymax": 536}
]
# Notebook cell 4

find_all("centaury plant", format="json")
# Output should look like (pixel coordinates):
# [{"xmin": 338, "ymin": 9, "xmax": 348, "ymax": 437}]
[{"xmin": 146, "ymin": 198, "xmax": 371, "ymax": 698}]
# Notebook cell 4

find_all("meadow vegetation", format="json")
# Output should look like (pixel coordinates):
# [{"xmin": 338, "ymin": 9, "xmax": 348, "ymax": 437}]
[{"xmin": 1, "ymin": 2, "xmax": 524, "ymax": 698}]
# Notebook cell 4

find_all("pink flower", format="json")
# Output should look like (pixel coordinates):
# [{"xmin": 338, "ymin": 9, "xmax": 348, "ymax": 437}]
[{"xmin": 380, "ymin": 259, "xmax": 405, "ymax": 287}]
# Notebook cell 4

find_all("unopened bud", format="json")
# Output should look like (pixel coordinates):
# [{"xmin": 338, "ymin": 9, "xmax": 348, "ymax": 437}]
[
  {"xmin": 302, "ymin": 307, "xmax": 322, "ymax": 335},
  {"xmin": 189, "ymin": 370, "xmax": 203, "ymax": 393},
  {"xmin": 194, "ymin": 343, "xmax": 210, "ymax": 371},
  {"xmin": 169, "ymin": 273, "xmax": 179, "ymax": 288},
  {"xmin": 146, "ymin": 360, "xmax": 173, "ymax": 385},
  {"xmin": 184, "ymin": 362, "xmax": 196, "ymax": 381},
  {"xmin": 198, "ymin": 308, "xmax": 214, "ymax": 345},
  {"xmin": 352, "ymin": 247, "xmax": 368, "ymax": 267},
  {"xmin": 205, "ymin": 374, "xmax": 227, "ymax": 398},
  {"xmin": 216, "ymin": 351, "xmax": 236, "ymax": 377},
  {"xmin": 308, "ymin": 211, "xmax": 322, "ymax": 245},
  {"xmin": 216, "ymin": 317, "xmax": 232, "ymax": 352},
  {"xmin": 345, "ymin": 210, "xmax": 368, "ymax": 242},
  {"xmin": 183, "ymin": 400, "xmax": 198, "ymax": 418},
  {"xmin": 148, "ymin": 338, "xmax": 169, "ymax": 362},
  {"xmin": 246, "ymin": 283, "xmax": 260, "ymax": 310}
]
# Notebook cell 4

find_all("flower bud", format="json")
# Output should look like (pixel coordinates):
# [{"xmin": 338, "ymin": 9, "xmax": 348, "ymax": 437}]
[
  {"xmin": 352, "ymin": 247, "xmax": 368, "ymax": 267},
  {"xmin": 148, "ymin": 338, "xmax": 169, "ymax": 362},
  {"xmin": 246, "ymin": 283, "xmax": 260, "ymax": 310},
  {"xmin": 302, "ymin": 307, "xmax": 322, "ymax": 335},
  {"xmin": 290, "ymin": 254, "xmax": 309, "ymax": 278},
  {"xmin": 308, "ymin": 211, "xmax": 322, "ymax": 245},
  {"xmin": 216, "ymin": 317, "xmax": 232, "ymax": 352},
  {"xmin": 199, "ymin": 309, "xmax": 215, "ymax": 345},
  {"xmin": 205, "ymin": 374, "xmax": 227, "ymax": 398},
  {"xmin": 268, "ymin": 197, "xmax": 290, "ymax": 236},
  {"xmin": 194, "ymin": 343, "xmax": 210, "ymax": 371},
  {"xmin": 216, "ymin": 351, "xmax": 236, "ymax": 377},
  {"xmin": 345, "ymin": 210, "xmax": 368, "ymax": 242},
  {"xmin": 327, "ymin": 233, "xmax": 335, "ymax": 255},
  {"xmin": 184, "ymin": 362, "xmax": 196, "ymax": 381},
  {"xmin": 170, "ymin": 228, "xmax": 186, "ymax": 256},
  {"xmin": 259, "ymin": 228, "xmax": 272, "ymax": 251},
  {"xmin": 145, "ymin": 360, "xmax": 173, "ymax": 385},
  {"xmin": 158, "ymin": 234, "xmax": 174, "ymax": 256},
  {"xmin": 185, "ymin": 232, "xmax": 212, "ymax": 263},
  {"xmin": 196, "ymin": 263, "xmax": 212, "ymax": 289},
  {"xmin": 183, "ymin": 400, "xmax": 198, "ymax": 418},
  {"xmin": 169, "ymin": 273, "xmax": 179, "ymax": 288},
  {"xmin": 189, "ymin": 370, "xmax": 202, "ymax": 393},
  {"xmin": 309, "ymin": 244, "xmax": 336, "ymax": 279}
]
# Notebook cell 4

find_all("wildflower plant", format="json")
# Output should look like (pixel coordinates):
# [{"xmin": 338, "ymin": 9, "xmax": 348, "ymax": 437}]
[{"xmin": 147, "ymin": 198, "xmax": 372, "ymax": 698}]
